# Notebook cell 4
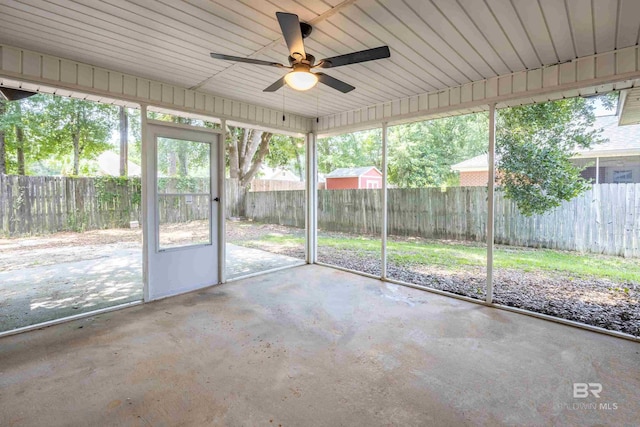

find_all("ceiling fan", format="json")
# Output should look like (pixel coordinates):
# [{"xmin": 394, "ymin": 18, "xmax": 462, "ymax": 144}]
[{"xmin": 210, "ymin": 12, "xmax": 391, "ymax": 93}]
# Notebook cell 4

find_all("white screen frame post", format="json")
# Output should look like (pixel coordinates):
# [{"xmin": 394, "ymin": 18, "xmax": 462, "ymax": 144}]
[
  {"xmin": 141, "ymin": 104, "xmax": 150, "ymax": 301},
  {"xmin": 306, "ymin": 132, "xmax": 318, "ymax": 264},
  {"xmin": 219, "ymin": 119, "xmax": 227, "ymax": 283},
  {"xmin": 486, "ymin": 103, "xmax": 496, "ymax": 304},
  {"xmin": 381, "ymin": 122, "xmax": 388, "ymax": 280}
]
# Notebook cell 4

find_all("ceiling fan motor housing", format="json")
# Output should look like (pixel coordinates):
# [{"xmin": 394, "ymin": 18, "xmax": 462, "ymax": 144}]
[
  {"xmin": 289, "ymin": 54, "xmax": 315, "ymax": 66},
  {"xmin": 209, "ymin": 12, "xmax": 390, "ymax": 93},
  {"xmin": 300, "ymin": 22, "xmax": 312, "ymax": 39}
]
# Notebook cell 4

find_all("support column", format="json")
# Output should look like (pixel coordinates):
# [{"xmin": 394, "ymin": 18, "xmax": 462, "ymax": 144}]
[
  {"xmin": 595, "ymin": 157, "xmax": 600, "ymax": 184},
  {"xmin": 486, "ymin": 103, "xmax": 496, "ymax": 304},
  {"xmin": 306, "ymin": 132, "xmax": 318, "ymax": 264},
  {"xmin": 219, "ymin": 119, "xmax": 227, "ymax": 284},
  {"xmin": 140, "ymin": 104, "xmax": 150, "ymax": 301},
  {"xmin": 381, "ymin": 122, "xmax": 388, "ymax": 280}
]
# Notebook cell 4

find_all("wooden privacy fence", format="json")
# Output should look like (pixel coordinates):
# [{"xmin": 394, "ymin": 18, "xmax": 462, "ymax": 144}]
[
  {"xmin": 3, "ymin": 175, "xmax": 638, "ymax": 258},
  {"xmin": 245, "ymin": 190, "xmax": 306, "ymax": 228},
  {"xmin": 250, "ymin": 179, "xmax": 305, "ymax": 192},
  {"xmin": 0, "ymin": 175, "xmax": 141, "ymax": 235},
  {"xmin": 245, "ymin": 184, "xmax": 640, "ymax": 258},
  {"xmin": 493, "ymin": 184, "xmax": 640, "ymax": 258},
  {"xmin": 0, "ymin": 175, "xmax": 247, "ymax": 236}
]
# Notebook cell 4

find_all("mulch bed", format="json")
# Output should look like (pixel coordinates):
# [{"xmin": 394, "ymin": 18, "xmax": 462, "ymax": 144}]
[
  {"xmin": 227, "ymin": 222, "xmax": 639, "ymax": 337},
  {"xmin": 315, "ymin": 250, "xmax": 639, "ymax": 336}
]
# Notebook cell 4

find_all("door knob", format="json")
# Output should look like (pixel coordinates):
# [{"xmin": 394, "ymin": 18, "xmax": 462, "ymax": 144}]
[{"xmin": 213, "ymin": 197, "xmax": 220, "ymax": 202}]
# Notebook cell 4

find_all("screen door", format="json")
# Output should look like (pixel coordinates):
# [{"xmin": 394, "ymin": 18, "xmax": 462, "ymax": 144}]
[{"xmin": 145, "ymin": 122, "xmax": 220, "ymax": 300}]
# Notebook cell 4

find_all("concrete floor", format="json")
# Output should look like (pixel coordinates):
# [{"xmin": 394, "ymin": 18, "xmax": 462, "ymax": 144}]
[
  {"xmin": 0, "ymin": 265, "xmax": 638, "ymax": 426},
  {"xmin": 226, "ymin": 243, "xmax": 304, "ymax": 279},
  {"xmin": 0, "ymin": 242, "xmax": 301, "ymax": 332}
]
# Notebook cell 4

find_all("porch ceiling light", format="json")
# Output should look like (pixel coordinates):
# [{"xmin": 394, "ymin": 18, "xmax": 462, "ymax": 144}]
[{"xmin": 284, "ymin": 64, "xmax": 318, "ymax": 91}]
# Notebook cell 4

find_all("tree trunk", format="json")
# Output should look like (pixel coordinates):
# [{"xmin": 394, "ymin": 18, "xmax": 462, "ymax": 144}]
[
  {"xmin": 168, "ymin": 151, "xmax": 177, "ymax": 176},
  {"xmin": 119, "ymin": 106, "xmax": 128, "ymax": 177},
  {"xmin": 227, "ymin": 126, "xmax": 240, "ymax": 179},
  {"xmin": 227, "ymin": 126, "xmax": 273, "ymax": 187},
  {"xmin": 292, "ymin": 138, "xmax": 304, "ymax": 181},
  {"xmin": 16, "ymin": 129, "xmax": 25, "ymax": 176},
  {"xmin": 242, "ymin": 130, "xmax": 264, "ymax": 176},
  {"xmin": 0, "ymin": 101, "xmax": 5, "ymax": 175},
  {"xmin": 237, "ymin": 129, "xmax": 250, "ymax": 175},
  {"xmin": 13, "ymin": 102, "xmax": 26, "ymax": 175},
  {"xmin": 73, "ymin": 132, "xmax": 80, "ymax": 176},
  {"xmin": 240, "ymin": 132, "xmax": 271, "ymax": 186},
  {"xmin": 177, "ymin": 150, "xmax": 188, "ymax": 176}
]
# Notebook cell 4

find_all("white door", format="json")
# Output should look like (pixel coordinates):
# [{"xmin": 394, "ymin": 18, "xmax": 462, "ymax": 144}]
[{"xmin": 145, "ymin": 122, "xmax": 221, "ymax": 300}]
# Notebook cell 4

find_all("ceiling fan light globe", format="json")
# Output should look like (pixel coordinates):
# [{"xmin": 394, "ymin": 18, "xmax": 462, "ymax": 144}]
[{"xmin": 284, "ymin": 71, "xmax": 318, "ymax": 91}]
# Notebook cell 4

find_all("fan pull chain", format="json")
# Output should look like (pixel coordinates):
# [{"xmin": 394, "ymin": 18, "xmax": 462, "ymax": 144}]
[
  {"xmin": 282, "ymin": 88, "xmax": 286, "ymax": 122},
  {"xmin": 316, "ymin": 91, "xmax": 319, "ymax": 123}
]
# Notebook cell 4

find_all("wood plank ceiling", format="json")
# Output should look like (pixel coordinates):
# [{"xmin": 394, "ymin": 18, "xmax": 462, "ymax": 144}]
[{"xmin": 0, "ymin": 0, "xmax": 639, "ymax": 119}]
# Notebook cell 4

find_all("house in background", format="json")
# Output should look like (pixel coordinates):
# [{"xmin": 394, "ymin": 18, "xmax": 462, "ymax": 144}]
[
  {"xmin": 325, "ymin": 166, "xmax": 382, "ymax": 189},
  {"xmin": 259, "ymin": 166, "xmax": 301, "ymax": 182},
  {"xmin": 250, "ymin": 166, "xmax": 305, "ymax": 192},
  {"xmin": 452, "ymin": 115, "xmax": 640, "ymax": 186},
  {"xmin": 97, "ymin": 151, "xmax": 141, "ymax": 177}
]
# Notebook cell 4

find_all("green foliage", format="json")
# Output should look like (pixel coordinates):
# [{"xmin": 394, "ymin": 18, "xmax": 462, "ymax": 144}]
[
  {"xmin": 317, "ymin": 114, "xmax": 487, "ymax": 188},
  {"xmin": 264, "ymin": 134, "xmax": 305, "ymax": 180},
  {"xmin": 156, "ymin": 137, "xmax": 209, "ymax": 180},
  {"xmin": 94, "ymin": 176, "xmax": 138, "ymax": 204},
  {"xmin": 0, "ymin": 94, "xmax": 118, "ymax": 175},
  {"xmin": 251, "ymin": 233, "xmax": 640, "ymax": 283},
  {"xmin": 317, "ymin": 129, "xmax": 382, "ymax": 174},
  {"xmin": 388, "ymin": 113, "xmax": 488, "ymax": 188},
  {"xmin": 497, "ymin": 97, "xmax": 607, "ymax": 216},
  {"xmin": 126, "ymin": 108, "xmax": 142, "ymax": 166},
  {"xmin": 31, "ymin": 95, "xmax": 118, "ymax": 175},
  {"xmin": 157, "ymin": 176, "xmax": 208, "ymax": 193},
  {"xmin": 1, "ymin": 95, "xmax": 55, "ymax": 174},
  {"xmin": 93, "ymin": 176, "xmax": 141, "ymax": 228}
]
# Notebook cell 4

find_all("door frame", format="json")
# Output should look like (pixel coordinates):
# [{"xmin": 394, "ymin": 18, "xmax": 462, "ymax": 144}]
[{"xmin": 142, "ymin": 117, "xmax": 225, "ymax": 301}]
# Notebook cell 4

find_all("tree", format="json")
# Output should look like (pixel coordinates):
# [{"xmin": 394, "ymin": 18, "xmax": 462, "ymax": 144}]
[
  {"xmin": 32, "ymin": 96, "xmax": 117, "ymax": 175},
  {"xmin": 0, "ymin": 99, "xmax": 6, "ymax": 174},
  {"xmin": 0, "ymin": 96, "xmax": 50, "ymax": 175},
  {"xmin": 226, "ymin": 126, "xmax": 273, "ymax": 187},
  {"xmin": 387, "ymin": 113, "xmax": 488, "ymax": 188},
  {"xmin": 317, "ymin": 129, "xmax": 382, "ymax": 174},
  {"xmin": 496, "ymin": 97, "xmax": 607, "ymax": 216},
  {"xmin": 119, "ymin": 110, "xmax": 279, "ymax": 188},
  {"xmin": 264, "ymin": 134, "xmax": 305, "ymax": 180}
]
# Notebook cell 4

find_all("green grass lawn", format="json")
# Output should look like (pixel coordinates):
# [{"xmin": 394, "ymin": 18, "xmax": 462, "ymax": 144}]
[{"xmin": 244, "ymin": 233, "xmax": 640, "ymax": 284}]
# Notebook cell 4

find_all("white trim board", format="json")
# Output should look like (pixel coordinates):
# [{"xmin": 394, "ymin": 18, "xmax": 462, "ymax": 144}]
[
  {"xmin": 316, "ymin": 47, "xmax": 640, "ymax": 137},
  {"xmin": 3, "ymin": 43, "xmax": 640, "ymax": 138},
  {"xmin": 0, "ymin": 44, "xmax": 311, "ymax": 135}
]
